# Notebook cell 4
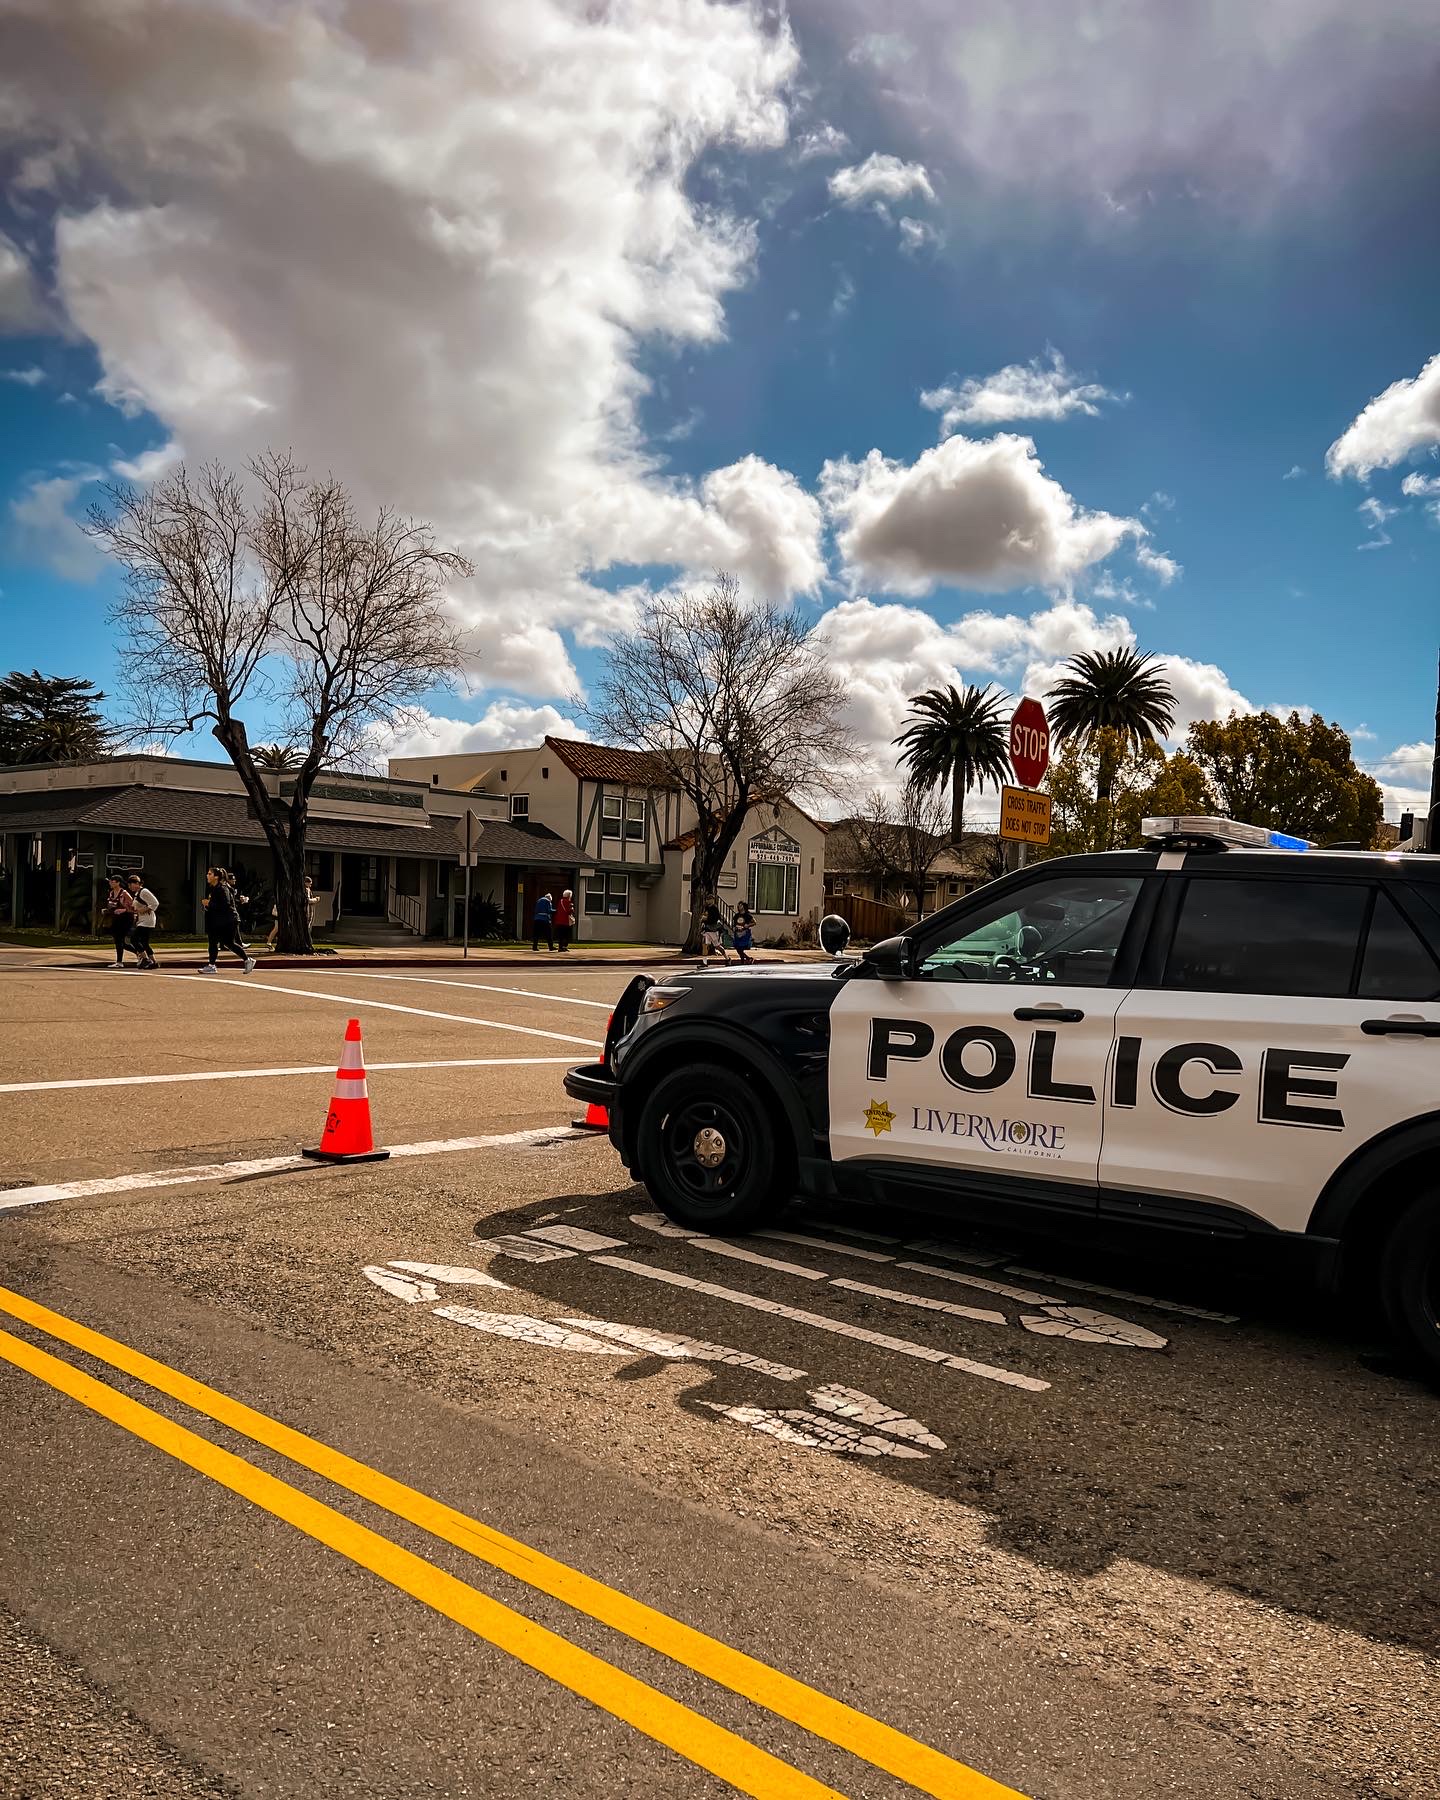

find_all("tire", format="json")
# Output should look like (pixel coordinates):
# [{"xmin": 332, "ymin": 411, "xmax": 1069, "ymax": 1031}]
[
  {"xmin": 635, "ymin": 1062, "xmax": 787, "ymax": 1233},
  {"xmin": 1378, "ymin": 1190, "xmax": 1440, "ymax": 1383}
]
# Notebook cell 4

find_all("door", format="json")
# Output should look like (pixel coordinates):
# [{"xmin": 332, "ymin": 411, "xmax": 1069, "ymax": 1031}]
[
  {"xmin": 828, "ymin": 870, "xmax": 1148, "ymax": 1207},
  {"xmin": 341, "ymin": 854, "xmax": 384, "ymax": 916},
  {"xmin": 1098, "ymin": 873, "xmax": 1440, "ymax": 1233}
]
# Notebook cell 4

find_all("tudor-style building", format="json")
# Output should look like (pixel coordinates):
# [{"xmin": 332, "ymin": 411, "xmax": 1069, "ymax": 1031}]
[{"xmin": 389, "ymin": 736, "xmax": 827, "ymax": 944}]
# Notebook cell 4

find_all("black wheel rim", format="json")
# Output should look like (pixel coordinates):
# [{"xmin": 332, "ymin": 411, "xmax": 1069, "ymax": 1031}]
[{"xmin": 661, "ymin": 1097, "xmax": 750, "ymax": 1205}]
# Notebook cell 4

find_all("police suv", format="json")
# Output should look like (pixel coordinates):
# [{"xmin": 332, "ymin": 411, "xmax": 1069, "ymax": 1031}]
[{"xmin": 565, "ymin": 818, "xmax": 1440, "ymax": 1376}]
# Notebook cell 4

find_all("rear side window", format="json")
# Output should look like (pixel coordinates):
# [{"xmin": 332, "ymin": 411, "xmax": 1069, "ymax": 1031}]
[
  {"xmin": 1360, "ymin": 891, "xmax": 1440, "ymax": 1001},
  {"xmin": 1163, "ymin": 877, "xmax": 1368, "ymax": 997}
]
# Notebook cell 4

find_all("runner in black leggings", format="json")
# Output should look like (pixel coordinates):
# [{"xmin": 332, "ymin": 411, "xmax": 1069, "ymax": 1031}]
[{"xmin": 200, "ymin": 867, "xmax": 255, "ymax": 973}]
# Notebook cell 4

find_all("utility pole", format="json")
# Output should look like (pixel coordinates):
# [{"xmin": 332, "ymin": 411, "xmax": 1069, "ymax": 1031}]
[{"xmin": 1429, "ymin": 647, "xmax": 1440, "ymax": 850}]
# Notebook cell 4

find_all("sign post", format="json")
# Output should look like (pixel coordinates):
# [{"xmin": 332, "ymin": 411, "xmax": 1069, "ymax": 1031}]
[
  {"xmin": 461, "ymin": 808, "xmax": 485, "ymax": 959},
  {"xmin": 1008, "ymin": 697, "xmax": 1052, "ymax": 866}
]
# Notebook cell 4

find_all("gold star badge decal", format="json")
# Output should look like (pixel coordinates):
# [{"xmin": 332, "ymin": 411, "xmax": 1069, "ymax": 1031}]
[{"xmin": 863, "ymin": 1099, "xmax": 895, "ymax": 1137}]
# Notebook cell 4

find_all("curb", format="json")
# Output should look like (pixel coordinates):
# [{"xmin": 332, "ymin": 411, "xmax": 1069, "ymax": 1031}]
[{"xmin": 30, "ymin": 951, "xmax": 826, "ymax": 972}]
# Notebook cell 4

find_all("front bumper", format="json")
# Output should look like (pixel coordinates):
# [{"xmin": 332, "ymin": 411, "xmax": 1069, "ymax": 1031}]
[{"xmin": 563, "ymin": 1062, "xmax": 625, "ymax": 1156}]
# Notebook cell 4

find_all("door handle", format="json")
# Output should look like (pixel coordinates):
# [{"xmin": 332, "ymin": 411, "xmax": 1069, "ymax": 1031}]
[
  {"xmin": 1361, "ymin": 1018, "xmax": 1440, "ymax": 1037},
  {"xmin": 1014, "ymin": 1006, "xmax": 1085, "ymax": 1023}
]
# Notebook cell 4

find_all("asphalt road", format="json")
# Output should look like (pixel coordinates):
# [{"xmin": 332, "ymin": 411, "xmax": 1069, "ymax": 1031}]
[{"xmin": 1, "ymin": 960, "xmax": 1436, "ymax": 1799}]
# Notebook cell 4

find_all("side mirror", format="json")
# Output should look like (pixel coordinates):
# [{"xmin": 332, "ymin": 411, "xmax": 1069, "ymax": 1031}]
[
  {"xmin": 819, "ymin": 913, "xmax": 851, "ymax": 956},
  {"xmin": 863, "ymin": 933, "xmax": 916, "ymax": 981}
]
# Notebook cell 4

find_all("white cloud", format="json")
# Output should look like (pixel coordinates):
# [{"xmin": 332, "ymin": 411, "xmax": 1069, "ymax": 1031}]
[
  {"xmin": 1283, "ymin": 464, "xmax": 1305, "ymax": 480},
  {"xmin": 831, "ymin": 271, "xmax": 856, "ymax": 318},
  {"xmin": 897, "ymin": 217, "xmax": 939, "ymax": 254},
  {"xmin": 1365, "ymin": 740, "xmax": 1434, "ymax": 822},
  {"xmin": 0, "ymin": 0, "xmax": 806, "ymax": 692},
  {"xmin": 1326, "ymin": 352, "xmax": 1440, "ymax": 479},
  {"xmin": 1401, "ymin": 468, "xmax": 1440, "ymax": 520},
  {"xmin": 110, "ymin": 439, "xmax": 184, "ymax": 483},
  {"xmin": 5, "ymin": 472, "xmax": 104, "ymax": 581},
  {"xmin": 378, "ymin": 700, "xmax": 587, "ymax": 763},
  {"xmin": 0, "ymin": 232, "xmax": 47, "ymax": 332},
  {"xmin": 1135, "ymin": 542, "xmax": 1181, "ymax": 584},
  {"xmin": 796, "ymin": 124, "xmax": 850, "ymax": 161},
  {"xmin": 828, "ymin": 153, "xmax": 935, "ymax": 210},
  {"xmin": 1, "ymin": 364, "xmax": 45, "ymax": 386},
  {"xmin": 921, "ymin": 351, "xmax": 1114, "ymax": 431},
  {"xmin": 819, "ymin": 431, "xmax": 1140, "ymax": 597},
  {"xmin": 847, "ymin": 33, "xmax": 916, "ymax": 71},
  {"xmin": 809, "ymin": 593, "xmax": 1253, "ymax": 791},
  {"xmin": 1356, "ymin": 493, "xmax": 1397, "ymax": 550},
  {"xmin": 809, "ymin": 0, "xmax": 1440, "ymax": 209}
]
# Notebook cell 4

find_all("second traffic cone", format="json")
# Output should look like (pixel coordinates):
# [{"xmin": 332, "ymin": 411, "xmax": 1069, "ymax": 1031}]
[
  {"xmin": 572, "ymin": 1100, "xmax": 609, "ymax": 1131},
  {"xmin": 302, "ymin": 1018, "xmax": 390, "ymax": 1163}
]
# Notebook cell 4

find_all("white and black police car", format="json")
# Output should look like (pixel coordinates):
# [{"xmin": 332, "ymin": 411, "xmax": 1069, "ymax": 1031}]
[{"xmin": 565, "ymin": 817, "xmax": 1440, "ymax": 1376}]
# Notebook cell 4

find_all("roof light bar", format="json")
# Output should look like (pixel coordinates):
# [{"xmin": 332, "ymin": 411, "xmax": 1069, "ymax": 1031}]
[{"xmin": 1142, "ymin": 815, "xmax": 1311, "ymax": 852}]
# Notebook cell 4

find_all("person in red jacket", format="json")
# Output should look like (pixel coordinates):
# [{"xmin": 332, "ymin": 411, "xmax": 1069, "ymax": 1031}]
[{"xmin": 554, "ymin": 887, "xmax": 575, "ymax": 952}]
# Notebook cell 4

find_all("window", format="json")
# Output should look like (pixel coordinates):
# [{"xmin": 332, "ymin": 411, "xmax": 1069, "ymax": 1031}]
[
  {"xmin": 584, "ymin": 872, "xmax": 630, "ymax": 916},
  {"xmin": 542, "ymin": 766, "xmax": 550, "ymax": 779},
  {"xmin": 601, "ymin": 795, "xmax": 646, "ymax": 841},
  {"xmin": 431, "ymin": 774, "xmax": 439, "ymax": 786},
  {"xmin": 1163, "ymin": 877, "xmax": 1368, "ymax": 997},
  {"xmin": 510, "ymin": 793, "xmax": 530, "ymax": 821},
  {"xmin": 1359, "ymin": 891, "xmax": 1440, "ymax": 1000},
  {"xmin": 499, "ymin": 768, "xmax": 507, "ymax": 781},
  {"xmin": 919, "ymin": 875, "xmax": 1142, "ymax": 986},
  {"xmin": 747, "ymin": 827, "xmax": 801, "ymax": 913}
]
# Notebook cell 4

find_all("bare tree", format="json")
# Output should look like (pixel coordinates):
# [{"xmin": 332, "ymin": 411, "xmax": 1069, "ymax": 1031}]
[
  {"xmin": 590, "ymin": 573, "xmax": 856, "ymax": 953},
  {"xmin": 86, "ymin": 454, "xmax": 469, "ymax": 952},
  {"xmin": 851, "ymin": 782, "xmax": 950, "ymax": 917}
]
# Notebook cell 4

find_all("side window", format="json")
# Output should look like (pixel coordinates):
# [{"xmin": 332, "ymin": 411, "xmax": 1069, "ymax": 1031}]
[
  {"xmin": 1163, "ymin": 877, "xmax": 1367, "ymax": 997},
  {"xmin": 917, "ymin": 875, "xmax": 1142, "ymax": 985},
  {"xmin": 1359, "ymin": 891, "xmax": 1440, "ymax": 1000}
]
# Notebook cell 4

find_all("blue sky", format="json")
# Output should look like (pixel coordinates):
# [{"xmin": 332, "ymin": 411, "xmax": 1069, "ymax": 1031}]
[{"xmin": 1, "ymin": 0, "xmax": 1437, "ymax": 818}]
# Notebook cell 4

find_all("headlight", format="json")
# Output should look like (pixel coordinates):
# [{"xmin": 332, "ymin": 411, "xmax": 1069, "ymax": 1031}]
[{"xmin": 641, "ymin": 985, "xmax": 690, "ymax": 1014}]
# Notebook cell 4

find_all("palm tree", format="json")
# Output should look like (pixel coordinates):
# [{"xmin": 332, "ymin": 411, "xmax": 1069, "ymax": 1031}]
[
  {"xmin": 895, "ymin": 684, "xmax": 1011, "ymax": 846},
  {"xmin": 254, "ymin": 743, "xmax": 298, "ymax": 773},
  {"xmin": 1046, "ymin": 647, "xmax": 1176, "ymax": 848}
]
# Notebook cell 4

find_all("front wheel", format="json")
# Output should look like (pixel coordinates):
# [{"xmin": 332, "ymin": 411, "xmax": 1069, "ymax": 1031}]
[
  {"xmin": 1378, "ymin": 1190, "xmax": 1440, "ymax": 1383},
  {"xmin": 635, "ymin": 1062, "xmax": 787, "ymax": 1232}
]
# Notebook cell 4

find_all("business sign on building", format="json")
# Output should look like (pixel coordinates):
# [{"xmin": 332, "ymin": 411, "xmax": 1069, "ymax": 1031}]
[
  {"xmin": 106, "ymin": 852, "xmax": 145, "ymax": 871},
  {"xmin": 748, "ymin": 827, "xmax": 801, "ymax": 865}
]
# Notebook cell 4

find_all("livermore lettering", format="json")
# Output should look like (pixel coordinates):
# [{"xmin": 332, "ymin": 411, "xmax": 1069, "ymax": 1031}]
[{"xmin": 911, "ymin": 1107, "xmax": 1066, "ymax": 1154}]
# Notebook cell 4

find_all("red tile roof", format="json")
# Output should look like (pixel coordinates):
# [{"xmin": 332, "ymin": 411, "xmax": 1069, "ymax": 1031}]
[{"xmin": 543, "ymin": 737, "xmax": 677, "ymax": 787}]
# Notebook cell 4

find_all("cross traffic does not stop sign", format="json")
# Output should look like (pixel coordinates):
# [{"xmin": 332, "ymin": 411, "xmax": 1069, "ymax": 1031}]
[{"xmin": 1009, "ymin": 696, "xmax": 1050, "ymax": 789}]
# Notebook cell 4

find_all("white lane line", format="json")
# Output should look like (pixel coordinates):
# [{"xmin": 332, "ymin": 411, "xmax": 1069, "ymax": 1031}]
[
  {"xmin": 895, "ymin": 1261, "xmax": 1061, "ymax": 1306},
  {"xmin": 830, "ymin": 1277, "xmax": 1008, "ymax": 1327},
  {"xmin": 389, "ymin": 1261, "xmax": 511, "ymax": 1291},
  {"xmin": 1021, "ymin": 1307, "xmax": 1168, "ymax": 1349},
  {"xmin": 590, "ymin": 1255, "xmax": 1049, "ymax": 1392},
  {"xmin": 903, "ymin": 1239, "xmax": 1013, "ymax": 1269},
  {"xmin": 692, "ymin": 1240, "xmax": 830, "ymax": 1281},
  {"xmin": 0, "ymin": 1056, "xmax": 581, "ymax": 1095},
  {"xmin": 0, "ymin": 1125, "xmax": 579, "ymax": 1214},
  {"xmin": 433, "ymin": 1306, "xmax": 629, "ymax": 1354},
  {"xmin": 154, "ymin": 974, "xmax": 601, "ymax": 1048},
  {"xmin": 752, "ymin": 1229, "xmax": 896, "ymax": 1264},
  {"xmin": 1005, "ymin": 1266, "xmax": 1240, "ymax": 1324},
  {"xmin": 363, "ymin": 1267, "xmax": 438, "ymax": 1303},
  {"xmin": 700, "ymin": 1403, "xmax": 929, "ymax": 1460},
  {"xmin": 476, "ymin": 1234, "xmax": 578, "ymax": 1263},
  {"xmin": 319, "ymin": 971, "xmax": 616, "ymax": 1010},
  {"xmin": 808, "ymin": 1221, "xmax": 902, "ymax": 1246},
  {"xmin": 629, "ymin": 1211, "xmax": 700, "ymax": 1239},
  {"xmin": 807, "ymin": 1384, "xmax": 947, "ymax": 1450},
  {"xmin": 557, "ymin": 1320, "xmax": 806, "ymax": 1381},
  {"xmin": 524, "ymin": 1224, "xmax": 629, "ymax": 1253}
]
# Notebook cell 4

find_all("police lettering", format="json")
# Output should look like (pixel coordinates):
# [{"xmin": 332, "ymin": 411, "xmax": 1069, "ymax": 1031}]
[{"xmin": 866, "ymin": 1018, "xmax": 1349, "ymax": 1131}]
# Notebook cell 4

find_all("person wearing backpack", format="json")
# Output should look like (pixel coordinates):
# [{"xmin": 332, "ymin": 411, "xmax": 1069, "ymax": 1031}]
[
  {"xmin": 200, "ymin": 867, "xmax": 255, "ymax": 973},
  {"xmin": 102, "ymin": 876, "xmax": 139, "ymax": 970},
  {"xmin": 125, "ymin": 872, "xmax": 161, "ymax": 969}
]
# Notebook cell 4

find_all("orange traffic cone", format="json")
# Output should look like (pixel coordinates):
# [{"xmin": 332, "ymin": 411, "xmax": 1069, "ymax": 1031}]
[
  {"xmin": 302, "ymin": 1019, "xmax": 391, "ymax": 1163},
  {"xmin": 572, "ymin": 1101, "xmax": 609, "ymax": 1131}
]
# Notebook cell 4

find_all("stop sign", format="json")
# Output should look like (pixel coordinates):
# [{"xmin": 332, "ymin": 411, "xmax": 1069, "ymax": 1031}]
[{"xmin": 1010, "ymin": 696, "xmax": 1050, "ymax": 789}]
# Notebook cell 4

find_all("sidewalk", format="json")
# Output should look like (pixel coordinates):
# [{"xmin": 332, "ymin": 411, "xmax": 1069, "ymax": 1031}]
[{"xmin": 2, "ymin": 938, "xmax": 832, "ymax": 972}]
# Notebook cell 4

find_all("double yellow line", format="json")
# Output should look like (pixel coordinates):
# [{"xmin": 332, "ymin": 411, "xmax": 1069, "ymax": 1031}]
[{"xmin": 0, "ymin": 1284, "xmax": 1028, "ymax": 1800}]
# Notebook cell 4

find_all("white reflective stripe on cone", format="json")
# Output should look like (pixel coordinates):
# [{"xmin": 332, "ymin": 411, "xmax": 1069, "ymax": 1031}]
[
  {"xmin": 338, "ymin": 1039, "xmax": 366, "ymax": 1073},
  {"xmin": 331, "ymin": 1079, "xmax": 369, "ymax": 1100}
]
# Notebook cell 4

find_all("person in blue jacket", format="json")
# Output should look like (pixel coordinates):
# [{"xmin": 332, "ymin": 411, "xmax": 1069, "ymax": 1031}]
[{"xmin": 532, "ymin": 890, "xmax": 555, "ymax": 952}]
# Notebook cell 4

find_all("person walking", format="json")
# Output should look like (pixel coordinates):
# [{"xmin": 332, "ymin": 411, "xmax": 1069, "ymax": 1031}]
[
  {"xmin": 699, "ymin": 897, "xmax": 729, "ymax": 967},
  {"xmin": 554, "ymin": 888, "xmax": 574, "ymax": 952},
  {"xmin": 101, "ymin": 876, "xmax": 138, "ymax": 970},
  {"xmin": 200, "ymin": 867, "xmax": 255, "ymax": 973},
  {"xmin": 267, "ymin": 874, "xmax": 317, "ymax": 949},
  {"xmin": 126, "ymin": 873, "xmax": 161, "ymax": 969},
  {"xmin": 731, "ymin": 900, "xmax": 756, "ymax": 965},
  {"xmin": 532, "ymin": 890, "xmax": 555, "ymax": 952}
]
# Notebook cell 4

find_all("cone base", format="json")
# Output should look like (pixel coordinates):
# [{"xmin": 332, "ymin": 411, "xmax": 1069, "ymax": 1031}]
[{"xmin": 301, "ymin": 1147, "xmax": 392, "ymax": 1163}]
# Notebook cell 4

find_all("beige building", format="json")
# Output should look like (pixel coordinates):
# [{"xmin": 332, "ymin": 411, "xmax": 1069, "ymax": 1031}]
[{"xmin": 390, "ymin": 737, "xmax": 828, "ymax": 945}]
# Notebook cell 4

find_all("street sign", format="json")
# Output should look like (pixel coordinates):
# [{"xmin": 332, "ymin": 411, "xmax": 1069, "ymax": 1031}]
[
  {"xmin": 999, "ymin": 783, "xmax": 1052, "ymax": 845},
  {"xmin": 460, "ymin": 808, "xmax": 486, "ymax": 869},
  {"xmin": 1009, "ymin": 696, "xmax": 1050, "ymax": 790}
]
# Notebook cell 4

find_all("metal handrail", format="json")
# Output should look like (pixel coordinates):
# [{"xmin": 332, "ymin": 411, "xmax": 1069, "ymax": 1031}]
[{"xmin": 388, "ymin": 890, "xmax": 423, "ymax": 935}]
